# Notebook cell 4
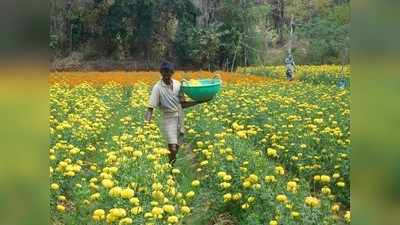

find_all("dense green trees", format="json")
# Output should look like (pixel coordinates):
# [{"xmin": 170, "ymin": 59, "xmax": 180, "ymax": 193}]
[{"xmin": 50, "ymin": 0, "xmax": 350, "ymax": 70}]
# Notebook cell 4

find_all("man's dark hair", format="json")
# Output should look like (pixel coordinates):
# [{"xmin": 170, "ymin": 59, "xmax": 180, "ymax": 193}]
[{"xmin": 160, "ymin": 61, "xmax": 174, "ymax": 73}]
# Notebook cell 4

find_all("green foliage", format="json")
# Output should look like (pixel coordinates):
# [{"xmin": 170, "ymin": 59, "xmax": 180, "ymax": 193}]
[
  {"xmin": 50, "ymin": 0, "xmax": 350, "ymax": 68},
  {"xmin": 177, "ymin": 22, "xmax": 223, "ymax": 69},
  {"xmin": 299, "ymin": 17, "xmax": 349, "ymax": 64}
]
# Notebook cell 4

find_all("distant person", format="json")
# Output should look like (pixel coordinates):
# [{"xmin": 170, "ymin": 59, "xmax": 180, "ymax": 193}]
[
  {"xmin": 144, "ymin": 62, "xmax": 210, "ymax": 165},
  {"xmin": 285, "ymin": 54, "xmax": 296, "ymax": 81}
]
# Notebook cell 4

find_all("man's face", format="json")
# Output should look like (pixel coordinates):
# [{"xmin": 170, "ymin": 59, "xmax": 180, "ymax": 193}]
[{"xmin": 161, "ymin": 69, "xmax": 173, "ymax": 80}]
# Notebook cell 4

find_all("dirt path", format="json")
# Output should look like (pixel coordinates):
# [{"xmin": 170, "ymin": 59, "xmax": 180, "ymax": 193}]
[{"xmin": 176, "ymin": 143, "xmax": 237, "ymax": 225}]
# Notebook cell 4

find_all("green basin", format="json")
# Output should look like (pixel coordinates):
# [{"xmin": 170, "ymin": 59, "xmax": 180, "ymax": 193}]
[{"xmin": 182, "ymin": 79, "xmax": 222, "ymax": 101}]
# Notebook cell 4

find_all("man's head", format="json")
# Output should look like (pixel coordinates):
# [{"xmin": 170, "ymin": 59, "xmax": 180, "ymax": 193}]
[{"xmin": 160, "ymin": 62, "xmax": 174, "ymax": 80}]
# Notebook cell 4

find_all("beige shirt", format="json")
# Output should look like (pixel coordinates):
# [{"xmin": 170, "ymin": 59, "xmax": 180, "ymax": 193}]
[{"xmin": 148, "ymin": 79, "xmax": 185, "ymax": 133}]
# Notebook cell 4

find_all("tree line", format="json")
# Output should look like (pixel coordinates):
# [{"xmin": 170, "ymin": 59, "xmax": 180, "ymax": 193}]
[{"xmin": 50, "ymin": 0, "xmax": 350, "ymax": 70}]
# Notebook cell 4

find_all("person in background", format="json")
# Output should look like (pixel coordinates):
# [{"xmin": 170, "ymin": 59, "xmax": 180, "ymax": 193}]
[
  {"xmin": 144, "ymin": 62, "xmax": 210, "ymax": 165},
  {"xmin": 285, "ymin": 54, "xmax": 296, "ymax": 81}
]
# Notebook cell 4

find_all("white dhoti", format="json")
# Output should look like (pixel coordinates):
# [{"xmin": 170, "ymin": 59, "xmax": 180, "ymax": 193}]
[{"xmin": 161, "ymin": 109, "xmax": 185, "ymax": 145}]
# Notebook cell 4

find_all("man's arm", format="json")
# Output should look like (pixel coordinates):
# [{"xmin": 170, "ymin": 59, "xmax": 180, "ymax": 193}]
[
  {"xmin": 178, "ymin": 87, "xmax": 210, "ymax": 108},
  {"xmin": 181, "ymin": 100, "xmax": 208, "ymax": 108},
  {"xmin": 144, "ymin": 107, "xmax": 153, "ymax": 122}
]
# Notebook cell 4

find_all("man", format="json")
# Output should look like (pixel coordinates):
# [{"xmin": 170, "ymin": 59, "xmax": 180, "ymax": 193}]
[
  {"xmin": 144, "ymin": 62, "xmax": 209, "ymax": 165},
  {"xmin": 285, "ymin": 54, "xmax": 296, "ymax": 81}
]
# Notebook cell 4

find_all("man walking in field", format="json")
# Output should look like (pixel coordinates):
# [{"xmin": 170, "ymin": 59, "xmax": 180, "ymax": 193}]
[
  {"xmin": 285, "ymin": 54, "xmax": 296, "ymax": 81},
  {"xmin": 144, "ymin": 62, "xmax": 209, "ymax": 165}
]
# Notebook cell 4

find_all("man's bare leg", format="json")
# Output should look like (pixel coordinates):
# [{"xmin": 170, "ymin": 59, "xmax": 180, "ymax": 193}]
[{"xmin": 168, "ymin": 144, "xmax": 179, "ymax": 165}]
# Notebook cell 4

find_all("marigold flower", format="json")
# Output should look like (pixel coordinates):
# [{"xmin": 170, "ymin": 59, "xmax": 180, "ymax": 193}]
[
  {"xmin": 344, "ymin": 211, "xmax": 351, "ymax": 223},
  {"xmin": 276, "ymin": 194, "xmax": 288, "ymax": 203},
  {"xmin": 186, "ymin": 191, "xmax": 195, "ymax": 198},
  {"xmin": 167, "ymin": 216, "xmax": 179, "ymax": 224},
  {"xmin": 269, "ymin": 220, "xmax": 278, "ymax": 225},
  {"xmin": 102, "ymin": 179, "xmax": 114, "ymax": 188},
  {"xmin": 92, "ymin": 209, "xmax": 105, "ymax": 221},
  {"xmin": 305, "ymin": 196, "xmax": 320, "ymax": 208},
  {"xmin": 51, "ymin": 183, "xmax": 59, "ymax": 190},
  {"xmin": 180, "ymin": 206, "xmax": 191, "ymax": 214},
  {"xmin": 162, "ymin": 204, "xmax": 175, "ymax": 214}
]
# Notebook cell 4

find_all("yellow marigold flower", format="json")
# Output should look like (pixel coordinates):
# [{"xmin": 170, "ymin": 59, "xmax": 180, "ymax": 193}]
[
  {"xmin": 332, "ymin": 173, "xmax": 340, "ymax": 179},
  {"xmin": 120, "ymin": 188, "xmax": 135, "ymax": 199},
  {"xmin": 181, "ymin": 206, "xmax": 191, "ymax": 214},
  {"xmin": 248, "ymin": 174, "xmax": 259, "ymax": 183},
  {"xmin": 201, "ymin": 159, "xmax": 210, "ymax": 165},
  {"xmin": 92, "ymin": 209, "xmax": 105, "ymax": 221},
  {"xmin": 267, "ymin": 148, "xmax": 278, "ymax": 158},
  {"xmin": 191, "ymin": 180, "xmax": 200, "ymax": 187},
  {"xmin": 152, "ymin": 191, "xmax": 164, "ymax": 201},
  {"xmin": 305, "ymin": 196, "xmax": 320, "ymax": 208},
  {"xmin": 58, "ymin": 195, "xmax": 66, "ymax": 201},
  {"xmin": 223, "ymin": 193, "xmax": 232, "ymax": 202},
  {"xmin": 101, "ymin": 179, "xmax": 114, "ymax": 188},
  {"xmin": 109, "ymin": 186, "xmax": 122, "ymax": 197},
  {"xmin": 223, "ymin": 175, "xmax": 232, "ymax": 181},
  {"xmin": 50, "ymin": 183, "xmax": 59, "ymax": 190},
  {"xmin": 167, "ymin": 216, "xmax": 179, "ymax": 224},
  {"xmin": 269, "ymin": 220, "xmax": 278, "ymax": 225},
  {"xmin": 119, "ymin": 217, "xmax": 133, "ymax": 224},
  {"xmin": 276, "ymin": 194, "xmax": 288, "ymax": 203},
  {"xmin": 241, "ymin": 203, "xmax": 250, "ymax": 209},
  {"xmin": 172, "ymin": 169, "xmax": 180, "ymax": 174},
  {"xmin": 132, "ymin": 150, "xmax": 142, "ymax": 157},
  {"xmin": 151, "ymin": 207, "xmax": 163, "ymax": 218},
  {"xmin": 226, "ymin": 155, "xmax": 234, "ymax": 161},
  {"xmin": 196, "ymin": 141, "xmax": 203, "ymax": 147},
  {"xmin": 90, "ymin": 193, "xmax": 101, "ymax": 201},
  {"xmin": 291, "ymin": 211, "xmax": 300, "ymax": 219},
  {"xmin": 247, "ymin": 196, "xmax": 255, "ymax": 203},
  {"xmin": 265, "ymin": 175, "xmax": 276, "ymax": 183},
  {"xmin": 220, "ymin": 182, "xmax": 231, "ymax": 189},
  {"xmin": 321, "ymin": 186, "xmax": 331, "ymax": 195},
  {"xmin": 336, "ymin": 181, "xmax": 346, "ymax": 187},
  {"xmin": 331, "ymin": 204, "xmax": 340, "ymax": 213},
  {"xmin": 320, "ymin": 175, "xmax": 331, "ymax": 183},
  {"xmin": 287, "ymin": 181, "xmax": 297, "ymax": 193},
  {"xmin": 186, "ymin": 191, "xmax": 195, "ymax": 198},
  {"xmin": 313, "ymin": 175, "xmax": 321, "ymax": 182},
  {"xmin": 152, "ymin": 183, "xmax": 163, "ymax": 190},
  {"xmin": 217, "ymin": 171, "xmax": 227, "ymax": 178},
  {"xmin": 64, "ymin": 171, "xmax": 75, "ymax": 177},
  {"xmin": 167, "ymin": 179, "xmax": 175, "ymax": 186},
  {"xmin": 131, "ymin": 206, "xmax": 143, "ymax": 215},
  {"xmin": 233, "ymin": 193, "xmax": 242, "ymax": 200},
  {"xmin": 110, "ymin": 208, "xmax": 126, "ymax": 218},
  {"xmin": 56, "ymin": 204, "xmax": 65, "ymax": 212},
  {"xmin": 275, "ymin": 166, "xmax": 285, "ymax": 175},
  {"xmin": 344, "ymin": 211, "xmax": 351, "ymax": 223},
  {"xmin": 242, "ymin": 180, "xmax": 252, "ymax": 188},
  {"xmin": 128, "ymin": 197, "xmax": 140, "ymax": 205},
  {"xmin": 253, "ymin": 183, "xmax": 261, "ymax": 189},
  {"xmin": 162, "ymin": 204, "xmax": 175, "ymax": 214}
]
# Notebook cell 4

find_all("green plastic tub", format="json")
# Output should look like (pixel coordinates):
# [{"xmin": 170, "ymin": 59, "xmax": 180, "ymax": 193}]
[{"xmin": 182, "ymin": 79, "xmax": 222, "ymax": 101}]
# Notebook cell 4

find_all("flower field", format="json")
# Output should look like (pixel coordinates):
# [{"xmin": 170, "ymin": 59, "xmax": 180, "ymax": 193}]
[
  {"xmin": 237, "ymin": 65, "xmax": 350, "ymax": 86},
  {"xmin": 50, "ymin": 69, "xmax": 350, "ymax": 225}
]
